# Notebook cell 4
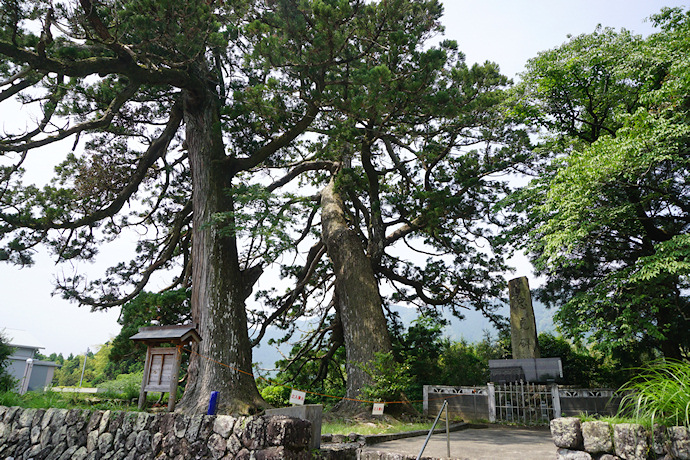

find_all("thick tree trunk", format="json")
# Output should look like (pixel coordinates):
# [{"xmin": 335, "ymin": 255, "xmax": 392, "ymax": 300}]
[
  {"xmin": 177, "ymin": 88, "xmax": 265, "ymax": 414},
  {"xmin": 321, "ymin": 179, "xmax": 392, "ymax": 413}
]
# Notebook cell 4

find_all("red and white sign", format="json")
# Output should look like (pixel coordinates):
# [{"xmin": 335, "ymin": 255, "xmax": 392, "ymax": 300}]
[
  {"xmin": 289, "ymin": 389, "xmax": 306, "ymax": 406},
  {"xmin": 372, "ymin": 403, "xmax": 385, "ymax": 415}
]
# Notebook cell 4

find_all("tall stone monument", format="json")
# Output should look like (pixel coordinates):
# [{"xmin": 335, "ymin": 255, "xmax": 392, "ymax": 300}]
[{"xmin": 508, "ymin": 276, "xmax": 540, "ymax": 359}]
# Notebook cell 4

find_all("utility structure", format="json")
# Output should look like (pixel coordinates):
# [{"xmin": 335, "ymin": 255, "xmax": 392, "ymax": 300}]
[{"xmin": 130, "ymin": 324, "xmax": 201, "ymax": 411}]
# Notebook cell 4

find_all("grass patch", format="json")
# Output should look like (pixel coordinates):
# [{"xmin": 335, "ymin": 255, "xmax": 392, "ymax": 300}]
[
  {"xmin": 617, "ymin": 359, "xmax": 690, "ymax": 428},
  {"xmin": 0, "ymin": 389, "xmax": 146, "ymax": 412},
  {"xmin": 322, "ymin": 417, "xmax": 435, "ymax": 436},
  {"xmin": 0, "ymin": 372, "xmax": 158, "ymax": 412}
]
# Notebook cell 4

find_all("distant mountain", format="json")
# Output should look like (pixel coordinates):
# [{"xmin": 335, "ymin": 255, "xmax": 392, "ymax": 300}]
[{"xmin": 251, "ymin": 301, "xmax": 555, "ymax": 371}]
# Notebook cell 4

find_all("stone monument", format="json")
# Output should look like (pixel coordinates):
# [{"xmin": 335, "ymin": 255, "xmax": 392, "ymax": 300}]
[{"xmin": 508, "ymin": 276, "xmax": 540, "ymax": 359}]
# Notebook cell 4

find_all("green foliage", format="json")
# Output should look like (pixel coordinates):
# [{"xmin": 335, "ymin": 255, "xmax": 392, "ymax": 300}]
[
  {"xmin": 52, "ymin": 349, "xmax": 95, "ymax": 387},
  {"xmin": 515, "ymin": 25, "xmax": 650, "ymax": 144},
  {"xmin": 259, "ymin": 384, "xmax": 291, "ymax": 407},
  {"xmin": 395, "ymin": 316, "xmax": 510, "ymax": 391},
  {"xmin": 391, "ymin": 315, "xmax": 446, "ymax": 401},
  {"xmin": 617, "ymin": 360, "xmax": 690, "ymax": 427},
  {"xmin": 538, "ymin": 333, "xmax": 619, "ymax": 387},
  {"xmin": 439, "ymin": 337, "xmax": 499, "ymax": 387},
  {"xmin": 0, "ymin": 389, "xmax": 140, "ymax": 411},
  {"xmin": 360, "ymin": 352, "xmax": 413, "ymax": 403},
  {"xmin": 97, "ymin": 372, "xmax": 143, "ymax": 401},
  {"xmin": 0, "ymin": 333, "xmax": 16, "ymax": 392},
  {"xmin": 503, "ymin": 7, "xmax": 690, "ymax": 363},
  {"xmin": 266, "ymin": 340, "xmax": 347, "ymax": 408}
]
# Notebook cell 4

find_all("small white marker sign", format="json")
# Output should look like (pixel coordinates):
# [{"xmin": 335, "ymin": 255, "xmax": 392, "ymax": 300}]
[
  {"xmin": 289, "ymin": 389, "xmax": 306, "ymax": 406},
  {"xmin": 372, "ymin": 403, "xmax": 385, "ymax": 415}
]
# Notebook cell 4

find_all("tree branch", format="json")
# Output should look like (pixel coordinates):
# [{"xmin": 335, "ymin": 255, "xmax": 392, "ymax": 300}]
[
  {"xmin": 62, "ymin": 200, "xmax": 193, "ymax": 310},
  {"xmin": 0, "ymin": 99, "xmax": 184, "ymax": 230},
  {"xmin": 1, "ymin": 81, "xmax": 140, "ymax": 151},
  {"xmin": 250, "ymin": 241, "xmax": 327, "ymax": 347},
  {"xmin": 265, "ymin": 160, "xmax": 339, "ymax": 193},
  {"xmin": 378, "ymin": 264, "xmax": 461, "ymax": 306},
  {"xmin": 228, "ymin": 98, "xmax": 322, "ymax": 175}
]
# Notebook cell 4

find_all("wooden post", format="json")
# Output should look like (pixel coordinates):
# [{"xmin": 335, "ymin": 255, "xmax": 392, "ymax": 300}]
[{"xmin": 139, "ymin": 347, "xmax": 153, "ymax": 410}]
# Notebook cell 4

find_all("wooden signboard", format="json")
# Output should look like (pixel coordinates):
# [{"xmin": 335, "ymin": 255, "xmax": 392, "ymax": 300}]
[
  {"xmin": 144, "ymin": 347, "xmax": 179, "ymax": 390},
  {"xmin": 130, "ymin": 324, "xmax": 201, "ymax": 412}
]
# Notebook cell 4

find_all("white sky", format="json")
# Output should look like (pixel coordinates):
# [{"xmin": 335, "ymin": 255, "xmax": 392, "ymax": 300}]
[{"xmin": 0, "ymin": 0, "xmax": 686, "ymax": 357}]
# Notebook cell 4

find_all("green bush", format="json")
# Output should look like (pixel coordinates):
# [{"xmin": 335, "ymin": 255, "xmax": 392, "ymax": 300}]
[
  {"xmin": 98, "ymin": 372, "xmax": 143, "ymax": 400},
  {"xmin": 260, "ymin": 384, "xmax": 291, "ymax": 407},
  {"xmin": 360, "ymin": 352, "xmax": 413, "ymax": 403},
  {"xmin": 617, "ymin": 359, "xmax": 690, "ymax": 427},
  {"xmin": 0, "ymin": 333, "xmax": 16, "ymax": 392}
]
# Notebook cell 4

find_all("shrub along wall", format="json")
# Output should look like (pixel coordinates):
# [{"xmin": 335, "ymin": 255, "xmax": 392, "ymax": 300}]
[
  {"xmin": 0, "ymin": 405, "xmax": 313, "ymax": 460},
  {"xmin": 551, "ymin": 417, "xmax": 690, "ymax": 460}
]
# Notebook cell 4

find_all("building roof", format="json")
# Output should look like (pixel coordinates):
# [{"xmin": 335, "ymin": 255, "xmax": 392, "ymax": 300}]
[
  {"xmin": 1, "ymin": 328, "xmax": 45, "ymax": 350},
  {"xmin": 129, "ymin": 324, "xmax": 202, "ymax": 344}
]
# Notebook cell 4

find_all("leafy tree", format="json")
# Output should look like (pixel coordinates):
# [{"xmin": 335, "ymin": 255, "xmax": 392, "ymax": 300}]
[
  {"xmin": 504, "ymin": 8, "xmax": 690, "ymax": 363},
  {"xmin": 437, "ymin": 330, "xmax": 510, "ymax": 387},
  {"xmin": 359, "ymin": 351, "xmax": 414, "ymax": 411},
  {"xmin": 261, "ymin": 338, "xmax": 347, "ymax": 408},
  {"xmin": 251, "ymin": 5, "xmax": 525, "ymax": 410},
  {"xmin": 54, "ymin": 353, "xmax": 83, "ymax": 386},
  {"xmin": 537, "ymin": 332, "xmax": 617, "ymax": 387},
  {"xmin": 0, "ymin": 0, "xmax": 426, "ymax": 413},
  {"xmin": 0, "ymin": 332, "xmax": 16, "ymax": 392},
  {"xmin": 392, "ymin": 315, "xmax": 446, "ymax": 401}
]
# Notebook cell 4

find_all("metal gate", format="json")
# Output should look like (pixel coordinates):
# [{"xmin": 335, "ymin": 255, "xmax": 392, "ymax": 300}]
[{"xmin": 489, "ymin": 382, "xmax": 559, "ymax": 424}]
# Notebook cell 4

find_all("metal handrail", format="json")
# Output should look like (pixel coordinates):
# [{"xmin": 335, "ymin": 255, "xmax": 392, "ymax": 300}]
[{"xmin": 416, "ymin": 399, "xmax": 451, "ymax": 459}]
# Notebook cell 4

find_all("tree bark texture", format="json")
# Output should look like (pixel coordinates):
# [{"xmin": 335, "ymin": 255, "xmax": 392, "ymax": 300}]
[
  {"xmin": 321, "ymin": 179, "xmax": 392, "ymax": 412},
  {"xmin": 177, "ymin": 87, "xmax": 265, "ymax": 414}
]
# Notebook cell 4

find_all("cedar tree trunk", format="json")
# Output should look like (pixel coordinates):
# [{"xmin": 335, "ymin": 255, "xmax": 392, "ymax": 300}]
[
  {"xmin": 321, "ymin": 179, "xmax": 392, "ymax": 412},
  {"xmin": 177, "ymin": 87, "xmax": 265, "ymax": 414}
]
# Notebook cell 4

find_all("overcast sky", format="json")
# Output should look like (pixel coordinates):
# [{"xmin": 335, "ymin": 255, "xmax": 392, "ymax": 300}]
[{"xmin": 1, "ymin": 0, "xmax": 686, "ymax": 357}]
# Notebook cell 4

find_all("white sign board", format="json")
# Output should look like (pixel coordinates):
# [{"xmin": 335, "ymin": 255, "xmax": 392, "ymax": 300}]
[
  {"xmin": 372, "ymin": 402, "xmax": 385, "ymax": 415},
  {"xmin": 289, "ymin": 389, "xmax": 306, "ymax": 406}
]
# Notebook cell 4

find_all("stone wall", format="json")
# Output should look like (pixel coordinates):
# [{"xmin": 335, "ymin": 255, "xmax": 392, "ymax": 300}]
[
  {"xmin": 0, "ymin": 405, "xmax": 313, "ymax": 460},
  {"xmin": 551, "ymin": 417, "xmax": 690, "ymax": 460}
]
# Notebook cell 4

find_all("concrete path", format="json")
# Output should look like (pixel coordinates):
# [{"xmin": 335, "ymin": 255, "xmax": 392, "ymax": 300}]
[{"xmin": 361, "ymin": 425, "xmax": 557, "ymax": 460}]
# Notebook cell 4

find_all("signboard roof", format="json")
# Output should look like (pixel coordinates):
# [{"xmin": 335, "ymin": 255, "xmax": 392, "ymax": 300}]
[{"xmin": 129, "ymin": 324, "xmax": 201, "ymax": 345}]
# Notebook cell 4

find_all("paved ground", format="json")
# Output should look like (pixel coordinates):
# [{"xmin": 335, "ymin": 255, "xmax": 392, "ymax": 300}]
[{"xmin": 361, "ymin": 425, "xmax": 557, "ymax": 460}]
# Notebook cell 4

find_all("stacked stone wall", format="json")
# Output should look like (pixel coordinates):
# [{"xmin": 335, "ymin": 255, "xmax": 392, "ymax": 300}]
[
  {"xmin": 551, "ymin": 417, "xmax": 690, "ymax": 460},
  {"xmin": 0, "ymin": 405, "xmax": 312, "ymax": 460}
]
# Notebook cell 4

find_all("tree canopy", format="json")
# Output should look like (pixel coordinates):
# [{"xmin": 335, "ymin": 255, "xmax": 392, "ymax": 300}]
[
  {"xmin": 0, "ymin": 0, "xmax": 453, "ymax": 413},
  {"xmin": 246, "ymin": 11, "xmax": 528, "ymax": 408},
  {"xmin": 504, "ymin": 7, "xmax": 690, "ymax": 362}
]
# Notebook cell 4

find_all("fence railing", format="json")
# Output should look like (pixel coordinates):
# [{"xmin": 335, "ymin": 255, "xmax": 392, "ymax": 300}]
[
  {"xmin": 424, "ymin": 384, "xmax": 622, "ymax": 424},
  {"xmin": 489, "ymin": 382, "xmax": 559, "ymax": 424}
]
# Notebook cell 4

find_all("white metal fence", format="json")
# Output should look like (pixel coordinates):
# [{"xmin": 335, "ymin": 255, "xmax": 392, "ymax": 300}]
[
  {"xmin": 488, "ymin": 382, "xmax": 559, "ymax": 424},
  {"xmin": 424, "ymin": 384, "xmax": 621, "ymax": 424}
]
